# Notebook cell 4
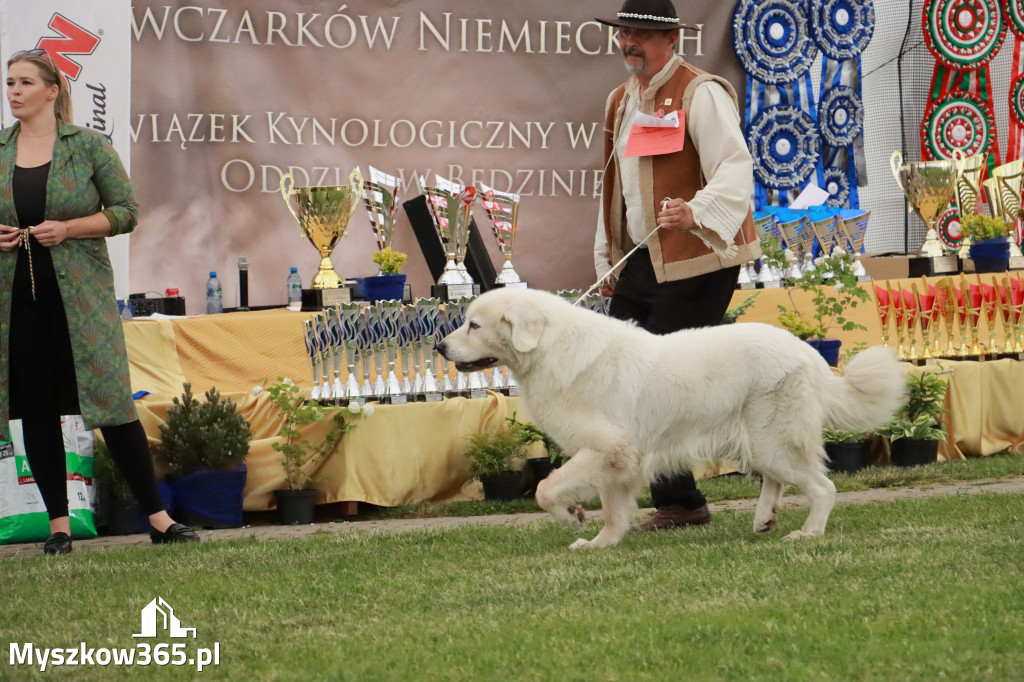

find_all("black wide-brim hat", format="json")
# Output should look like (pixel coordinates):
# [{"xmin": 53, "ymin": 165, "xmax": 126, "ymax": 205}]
[{"xmin": 596, "ymin": 0, "xmax": 694, "ymax": 31}]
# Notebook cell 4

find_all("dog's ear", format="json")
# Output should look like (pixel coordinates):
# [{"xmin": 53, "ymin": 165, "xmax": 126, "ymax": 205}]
[{"xmin": 502, "ymin": 306, "xmax": 546, "ymax": 353}]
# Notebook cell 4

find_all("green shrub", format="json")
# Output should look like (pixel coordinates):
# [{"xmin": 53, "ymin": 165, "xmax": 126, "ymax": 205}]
[
  {"xmin": 877, "ymin": 370, "xmax": 949, "ymax": 442},
  {"xmin": 158, "ymin": 383, "xmax": 252, "ymax": 473},
  {"xmin": 463, "ymin": 420, "xmax": 528, "ymax": 478}
]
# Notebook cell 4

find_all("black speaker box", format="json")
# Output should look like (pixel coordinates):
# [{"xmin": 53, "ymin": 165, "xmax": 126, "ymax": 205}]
[{"xmin": 402, "ymin": 194, "xmax": 497, "ymax": 292}]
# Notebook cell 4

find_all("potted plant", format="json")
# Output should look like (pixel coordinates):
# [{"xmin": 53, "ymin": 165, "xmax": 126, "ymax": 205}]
[
  {"xmin": 822, "ymin": 428, "xmax": 872, "ymax": 473},
  {"xmin": 462, "ymin": 419, "xmax": 529, "ymax": 500},
  {"xmin": 876, "ymin": 370, "xmax": 949, "ymax": 467},
  {"xmin": 263, "ymin": 377, "xmax": 368, "ymax": 524},
  {"xmin": 157, "ymin": 383, "xmax": 252, "ymax": 529},
  {"xmin": 962, "ymin": 214, "xmax": 1011, "ymax": 273},
  {"xmin": 776, "ymin": 253, "xmax": 870, "ymax": 366},
  {"xmin": 93, "ymin": 440, "xmax": 150, "ymax": 535},
  {"xmin": 505, "ymin": 413, "xmax": 565, "ymax": 496},
  {"xmin": 362, "ymin": 246, "xmax": 408, "ymax": 302}
]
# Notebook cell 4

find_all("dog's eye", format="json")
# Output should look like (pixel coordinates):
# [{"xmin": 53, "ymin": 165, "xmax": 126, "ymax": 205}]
[{"xmin": 469, "ymin": 321, "xmax": 480, "ymax": 330}]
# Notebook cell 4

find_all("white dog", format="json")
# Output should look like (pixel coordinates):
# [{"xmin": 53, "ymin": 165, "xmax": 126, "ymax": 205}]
[{"xmin": 437, "ymin": 288, "xmax": 904, "ymax": 549}]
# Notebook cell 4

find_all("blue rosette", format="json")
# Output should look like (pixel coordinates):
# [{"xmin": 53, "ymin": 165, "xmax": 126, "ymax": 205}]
[
  {"xmin": 809, "ymin": 0, "xmax": 874, "ymax": 61},
  {"xmin": 749, "ymin": 105, "xmax": 821, "ymax": 191},
  {"xmin": 732, "ymin": 0, "xmax": 818, "ymax": 85},
  {"xmin": 818, "ymin": 86, "xmax": 863, "ymax": 148}
]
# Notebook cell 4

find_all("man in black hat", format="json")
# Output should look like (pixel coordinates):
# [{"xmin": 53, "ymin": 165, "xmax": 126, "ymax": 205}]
[{"xmin": 593, "ymin": 0, "xmax": 760, "ymax": 531}]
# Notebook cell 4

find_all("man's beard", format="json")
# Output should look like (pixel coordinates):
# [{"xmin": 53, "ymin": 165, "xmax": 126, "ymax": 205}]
[{"xmin": 623, "ymin": 47, "xmax": 646, "ymax": 75}]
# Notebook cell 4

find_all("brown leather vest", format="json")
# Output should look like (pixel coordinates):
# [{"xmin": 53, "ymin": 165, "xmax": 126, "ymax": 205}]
[{"xmin": 601, "ymin": 60, "xmax": 760, "ymax": 282}]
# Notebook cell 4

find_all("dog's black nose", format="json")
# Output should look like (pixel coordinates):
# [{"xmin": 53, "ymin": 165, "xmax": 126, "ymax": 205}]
[{"xmin": 435, "ymin": 340, "xmax": 447, "ymax": 356}]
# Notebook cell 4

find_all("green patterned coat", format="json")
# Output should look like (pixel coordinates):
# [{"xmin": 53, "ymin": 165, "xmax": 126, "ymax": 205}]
[{"xmin": 0, "ymin": 122, "xmax": 139, "ymax": 440}]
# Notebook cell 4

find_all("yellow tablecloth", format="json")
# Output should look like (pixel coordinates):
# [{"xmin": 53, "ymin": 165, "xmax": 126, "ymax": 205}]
[{"xmin": 122, "ymin": 296, "xmax": 1022, "ymax": 511}]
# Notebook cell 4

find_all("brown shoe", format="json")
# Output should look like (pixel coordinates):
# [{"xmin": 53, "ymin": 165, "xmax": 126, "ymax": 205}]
[{"xmin": 635, "ymin": 504, "xmax": 711, "ymax": 532}]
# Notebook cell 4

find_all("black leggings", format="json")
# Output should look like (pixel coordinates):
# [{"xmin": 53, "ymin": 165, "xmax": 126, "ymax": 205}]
[{"xmin": 22, "ymin": 417, "xmax": 165, "ymax": 521}]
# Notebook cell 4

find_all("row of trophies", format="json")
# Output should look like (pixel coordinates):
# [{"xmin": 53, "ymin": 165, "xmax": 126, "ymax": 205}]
[
  {"xmin": 874, "ymin": 274, "xmax": 1024, "ymax": 361},
  {"xmin": 301, "ymin": 292, "xmax": 609, "ymax": 405},
  {"xmin": 279, "ymin": 166, "xmax": 526, "ymax": 305},
  {"xmin": 890, "ymin": 151, "xmax": 1023, "ymax": 273},
  {"xmin": 743, "ymin": 206, "xmax": 871, "ymax": 288}
]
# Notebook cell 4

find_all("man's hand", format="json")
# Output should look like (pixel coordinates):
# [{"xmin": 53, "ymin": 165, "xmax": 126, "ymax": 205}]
[
  {"xmin": 599, "ymin": 274, "xmax": 617, "ymax": 297},
  {"xmin": 656, "ymin": 198, "xmax": 696, "ymax": 231}
]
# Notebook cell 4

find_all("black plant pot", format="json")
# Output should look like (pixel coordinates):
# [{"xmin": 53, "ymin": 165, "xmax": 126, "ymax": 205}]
[
  {"xmin": 273, "ymin": 488, "xmax": 317, "ymax": 525},
  {"xmin": 480, "ymin": 472, "xmax": 523, "ymax": 501},
  {"xmin": 826, "ymin": 441, "xmax": 871, "ymax": 473},
  {"xmin": 891, "ymin": 439, "xmax": 939, "ymax": 467},
  {"xmin": 522, "ymin": 457, "xmax": 563, "ymax": 497},
  {"xmin": 105, "ymin": 499, "xmax": 149, "ymax": 536}
]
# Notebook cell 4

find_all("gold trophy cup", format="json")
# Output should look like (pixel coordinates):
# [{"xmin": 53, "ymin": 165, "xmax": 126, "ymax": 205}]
[
  {"xmin": 280, "ymin": 170, "xmax": 364, "ymax": 293},
  {"xmin": 890, "ymin": 151, "xmax": 958, "ymax": 271}
]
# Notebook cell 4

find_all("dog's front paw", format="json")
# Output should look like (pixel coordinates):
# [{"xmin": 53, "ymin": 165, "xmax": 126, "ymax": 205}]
[
  {"xmin": 569, "ymin": 538, "xmax": 593, "ymax": 550},
  {"xmin": 782, "ymin": 529, "xmax": 823, "ymax": 541}
]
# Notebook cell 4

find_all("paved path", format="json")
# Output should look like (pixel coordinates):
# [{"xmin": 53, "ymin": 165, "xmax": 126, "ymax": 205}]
[{"xmin": 3, "ymin": 476, "xmax": 1023, "ymax": 558}]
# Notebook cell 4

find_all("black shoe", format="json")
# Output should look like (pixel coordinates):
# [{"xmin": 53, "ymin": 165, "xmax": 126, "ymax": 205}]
[
  {"xmin": 150, "ymin": 523, "xmax": 200, "ymax": 545},
  {"xmin": 43, "ymin": 532, "xmax": 72, "ymax": 555}
]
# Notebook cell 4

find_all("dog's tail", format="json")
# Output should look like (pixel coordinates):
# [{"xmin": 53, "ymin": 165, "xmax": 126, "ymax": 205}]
[{"xmin": 822, "ymin": 346, "xmax": 906, "ymax": 433}]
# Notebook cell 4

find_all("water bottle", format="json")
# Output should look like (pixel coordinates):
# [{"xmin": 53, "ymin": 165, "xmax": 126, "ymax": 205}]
[
  {"xmin": 206, "ymin": 271, "xmax": 223, "ymax": 314},
  {"xmin": 286, "ymin": 267, "xmax": 302, "ymax": 309}
]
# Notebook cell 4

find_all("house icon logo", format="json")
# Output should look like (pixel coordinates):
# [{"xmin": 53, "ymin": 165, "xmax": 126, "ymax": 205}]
[{"xmin": 133, "ymin": 597, "xmax": 196, "ymax": 639}]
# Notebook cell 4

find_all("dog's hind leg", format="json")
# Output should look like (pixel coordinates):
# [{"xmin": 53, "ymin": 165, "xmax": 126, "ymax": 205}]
[
  {"xmin": 782, "ymin": 470, "xmax": 836, "ymax": 541},
  {"xmin": 752, "ymin": 476, "xmax": 784, "ymax": 534}
]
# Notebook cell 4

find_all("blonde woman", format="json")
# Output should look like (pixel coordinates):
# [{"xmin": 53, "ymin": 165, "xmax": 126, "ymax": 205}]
[{"xmin": 0, "ymin": 50, "xmax": 198, "ymax": 554}]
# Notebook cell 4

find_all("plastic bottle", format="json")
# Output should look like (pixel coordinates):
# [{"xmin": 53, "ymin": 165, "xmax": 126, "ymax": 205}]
[
  {"xmin": 287, "ymin": 267, "xmax": 302, "ymax": 309},
  {"xmin": 206, "ymin": 271, "xmax": 223, "ymax": 314}
]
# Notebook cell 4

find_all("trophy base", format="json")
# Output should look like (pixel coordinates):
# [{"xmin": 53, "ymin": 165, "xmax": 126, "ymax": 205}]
[
  {"xmin": 300, "ymin": 287, "xmax": 351, "ymax": 311},
  {"xmin": 423, "ymin": 391, "xmax": 443, "ymax": 403},
  {"xmin": 908, "ymin": 255, "xmax": 959, "ymax": 277},
  {"xmin": 468, "ymin": 388, "xmax": 487, "ymax": 400},
  {"xmin": 856, "ymin": 275, "xmax": 872, "ymax": 282},
  {"xmin": 381, "ymin": 395, "xmax": 408, "ymax": 405},
  {"xmin": 1011, "ymin": 256, "xmax": 1024, "ymax": 271},
  {"xmin": 737, "ymin": 281, "xmax": 757, "ymax": 291},
  {"xmin": 494, "ymin": 281, "xmax": 528, "ymax": 290},
  {"xmin": 431, "ymin": 283, "xmax": 480, "ymax": 301}
]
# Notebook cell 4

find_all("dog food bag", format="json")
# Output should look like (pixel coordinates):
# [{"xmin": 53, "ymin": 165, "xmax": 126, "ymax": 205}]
[{"xmin": 0, "ymin": 416, "xmax": 98, "ymax": 544}]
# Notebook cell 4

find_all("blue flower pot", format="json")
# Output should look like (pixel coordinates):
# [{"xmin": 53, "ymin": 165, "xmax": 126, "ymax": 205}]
[
  {"xmin": 166, "ymin": 463, "xmax": 247, "ymax": 529},
  {"xmin": 969, "ymin": 237, "xmax": 1010, "ymax": 273},
  {"xmin": 807, "ymin": 338, "xmax": 842, "ymax": 367},
  {"xmin": 360, "ymin": 274, "xmax": 406, "ymax": 302}
]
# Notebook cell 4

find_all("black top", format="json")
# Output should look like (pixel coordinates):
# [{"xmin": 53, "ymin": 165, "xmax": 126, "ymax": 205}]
[{"xmin": 12, "ymin": 163, "xmax": 60, "ymax": 304}]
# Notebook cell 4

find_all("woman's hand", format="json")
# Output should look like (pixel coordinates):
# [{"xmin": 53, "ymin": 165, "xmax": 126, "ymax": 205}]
[
  {"xmin": 656, "ymin": 198, "xmax": 696, "ymax": 231},
  {"xmin": 0, "ymin": 225, "xmax": 21, "ymax": 252},
  {"xmin": 30, "ymin": 220, "xmax": 70, "ymax": 247}
]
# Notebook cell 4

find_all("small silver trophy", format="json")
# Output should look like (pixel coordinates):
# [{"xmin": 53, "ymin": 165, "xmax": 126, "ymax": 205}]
[
  {"xmin": 359, "ymin": 165, "xmax": 401, "ymax": 258},
  {"xmin": 419, "ymin": 175, "xmax": 477, "ymax": 300},
  {"xmin": 338, "ymin": 302, "xmax": 364, "ymax": 406},
  {"xmin": 841, "ymin": 210, "xmax": 871, "ymax": 281},
  {"xmin": 478, "ymin": 182, "xmax": 527, "ymax": 288},
  {"xmin": 378, "ymin": 300, "xmax": 406, "ymax": 405},
  {"xmin": 415, "ymin": 298, "xmax": 443, "ymax": 402},
  {"xmin": 777, "ymin": 217, "xmax": 804, "ymax": 280}
]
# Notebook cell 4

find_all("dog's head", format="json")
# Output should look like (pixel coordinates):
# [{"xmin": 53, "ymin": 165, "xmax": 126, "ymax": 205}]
[{"xmin": 436, "ymin": 289, "xmax": 550, "ymax": 372}]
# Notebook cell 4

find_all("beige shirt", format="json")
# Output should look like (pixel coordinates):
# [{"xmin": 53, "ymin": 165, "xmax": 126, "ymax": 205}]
[{"xmin": 594, "ymin": 57, "xmax": 754, "ymax": 280}]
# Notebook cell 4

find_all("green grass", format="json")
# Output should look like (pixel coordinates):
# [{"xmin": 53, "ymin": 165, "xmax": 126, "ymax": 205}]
[
  {"xmin": 372, "ymin": 450, "xmax": 1024, "ymax": 519},
  {"xmin": 3, "ymin": 491, "xmax": 1023, "ymax": 681}
]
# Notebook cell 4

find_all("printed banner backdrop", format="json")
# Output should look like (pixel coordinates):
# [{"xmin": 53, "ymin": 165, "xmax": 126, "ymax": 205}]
[
  {"xmin": 0, "ymin": 0, "xmax": 133, "ymax": 297},
  {"xmin": 121, "ymin": 0, "xmax": 745, "ymax": 310}
]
